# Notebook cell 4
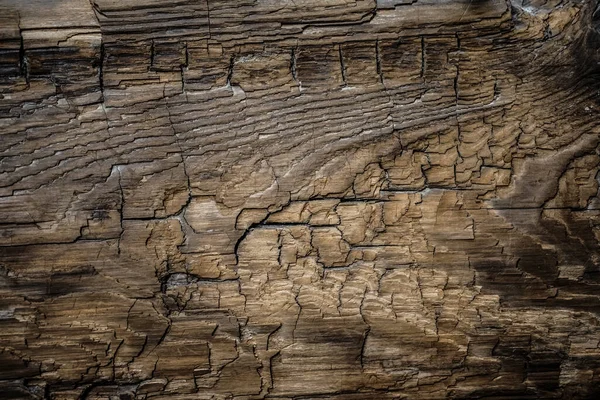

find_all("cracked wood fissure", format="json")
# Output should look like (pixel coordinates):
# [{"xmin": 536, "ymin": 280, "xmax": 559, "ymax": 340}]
[{"xmin": 1, "ymin": 0, "xmax": 600, "ymax": 399}]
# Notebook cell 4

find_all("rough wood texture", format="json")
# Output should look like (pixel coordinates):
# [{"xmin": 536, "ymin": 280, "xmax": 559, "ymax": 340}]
[{"xmin": 1, "ymin": 0, "xmax": 600, "ymax": 399}]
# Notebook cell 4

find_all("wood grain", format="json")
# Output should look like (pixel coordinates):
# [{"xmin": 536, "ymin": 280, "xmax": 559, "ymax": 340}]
[{"xmin": 1, "ymin": 0, "xmax": 600, "ymax": 398}]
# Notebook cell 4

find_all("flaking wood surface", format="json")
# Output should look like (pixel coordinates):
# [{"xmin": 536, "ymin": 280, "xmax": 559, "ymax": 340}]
[{"xmin": 1, "ymin": 0, "xmax": 600, "ymax": 399}]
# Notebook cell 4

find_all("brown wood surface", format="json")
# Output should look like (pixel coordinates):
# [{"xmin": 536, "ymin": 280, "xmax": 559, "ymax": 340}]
[{"xmin": 1, "ymin": 0, "xmax": 600, "ymax": 398}]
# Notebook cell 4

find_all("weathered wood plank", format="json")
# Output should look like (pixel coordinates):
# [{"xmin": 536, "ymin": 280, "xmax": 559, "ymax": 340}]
[{"xmin": 1, "ymin": 0, "xmax": 600, "ymax": 398}]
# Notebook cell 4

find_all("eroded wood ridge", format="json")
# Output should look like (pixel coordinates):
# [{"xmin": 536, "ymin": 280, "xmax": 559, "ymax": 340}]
[{"xmin": 1, "ymin": 0, "xmax": 600, "ymax": 398}]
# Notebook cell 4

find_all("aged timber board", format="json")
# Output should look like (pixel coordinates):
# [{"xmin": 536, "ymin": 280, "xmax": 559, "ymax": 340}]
[{"xmin": 1, "ymin": 0, "xmax": 600, "ymax": 399}]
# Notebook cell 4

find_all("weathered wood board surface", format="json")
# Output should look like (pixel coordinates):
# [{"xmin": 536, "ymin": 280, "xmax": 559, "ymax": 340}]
[{"xmin": 1, "ymin": 0, "xmax": 600, "ymax": 398}]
